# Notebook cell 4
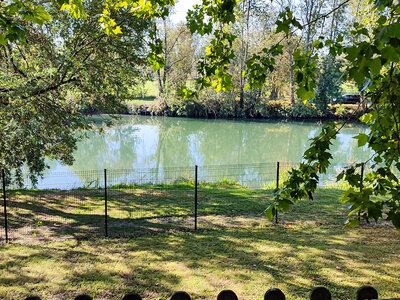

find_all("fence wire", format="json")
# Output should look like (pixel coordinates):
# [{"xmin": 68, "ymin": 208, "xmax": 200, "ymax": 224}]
[{"xmin": 0, "ymin": 162, "xmax": 370, "ymax": 244}]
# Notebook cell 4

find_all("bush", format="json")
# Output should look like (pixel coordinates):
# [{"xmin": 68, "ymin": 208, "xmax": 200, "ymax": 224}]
[
  {"xmin": 122, "ymin": 97, "xmax": 361, "ymax": 121},
  {"xmin": 256, "ymin": 100, "xmax": 291, "ymax": 118},
  {"xmin": 197, "ymin": 89, "xmax": 237, "ymax": 118},
  {"xmin": 290, "ymin": 102, "xmax": 322, "ymax": 118},
  {"xmin": 330, "ymin": 104, "xmax": 352, "ymax": 119}
]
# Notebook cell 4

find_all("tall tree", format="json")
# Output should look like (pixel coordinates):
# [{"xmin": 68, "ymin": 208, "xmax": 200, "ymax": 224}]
[
  {"xmin": 154, "ymin": 20, "xmax": 195, "ymax": 99},
  {"xmin": 0, "ymin": 0, "xmax": 150, "ymax": 183},
  {"xmin": 2, "ymin": 0, "xmax": 400, "ymax": 228},
  {"xmin": 238, "ymin": 0, "xmax": 252, "ymax": 110}
]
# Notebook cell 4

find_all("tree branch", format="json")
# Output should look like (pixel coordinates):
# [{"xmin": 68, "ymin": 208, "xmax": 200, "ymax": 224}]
[{"xmin": 29, "ymin": 77, "xmax": 77, "ymax": 98}]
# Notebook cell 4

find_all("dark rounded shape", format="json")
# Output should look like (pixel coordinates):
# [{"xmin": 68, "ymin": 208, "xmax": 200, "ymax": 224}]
[
  {"xmin": 310, "ymin": 287, "xmax": 331, "ymax": 300},
  {"xmin": 264, "ymin": 288, "xmax": 286, "ymax": 300},
  {"xmin": 74, "ymin": 295, "xmax": 93, "ymax": 300},
  {"xmin": 357, "ymin": 286, "xmax": 378, "ymax": 300},
  {"xmin": 217, "ymin": 290, "xmax": 238, "ymax": 300},
  {"xmin": 25, "ymin": 297, "xmax": 41, "ymax": 300},
  {"xmin": 122, "ymin": 293, "xmax": 142, "ymax": 300},
  {"xmin": 171, "ymin": 291, "xmax": 191, "ymax": 300}
]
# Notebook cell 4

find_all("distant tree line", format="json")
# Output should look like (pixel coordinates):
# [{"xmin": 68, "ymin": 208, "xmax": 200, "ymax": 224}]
[{"xmin": 130, "ymin": 0, "xmax": 361, "ymax": 118}]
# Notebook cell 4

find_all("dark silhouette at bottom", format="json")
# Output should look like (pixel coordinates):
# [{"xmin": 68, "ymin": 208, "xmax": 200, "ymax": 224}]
[{"xmin": 24, "ymin": 285, "xmax": 390, "ymax": 300}]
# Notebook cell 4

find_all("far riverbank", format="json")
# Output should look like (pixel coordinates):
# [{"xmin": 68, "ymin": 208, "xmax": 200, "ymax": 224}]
[{"xmin": 119, "ymin": 99, "xmax": 366, "ymax": 121}]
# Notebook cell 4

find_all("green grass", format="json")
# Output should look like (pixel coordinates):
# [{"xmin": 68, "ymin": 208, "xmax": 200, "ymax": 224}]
[
  {"xmin": 129, "ymin": 97, "xmax": 156, "ymax": 105},
  {"xmin": 0, "ymin": 186, "xmax": 399, "ymax": 300},
  {"xmin": 129, "ymin": 81, "xmax": 158, "ymax": 103}
]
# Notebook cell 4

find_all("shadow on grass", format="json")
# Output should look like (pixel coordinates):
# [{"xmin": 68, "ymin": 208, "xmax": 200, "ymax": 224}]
[
  {"xmin": 0, "ymin": 244, "xmax": 180, "ymax": 299},
  {"xmin": 0, "ymin": 186, "xmax": 360, "ymax": 244},
  {"xmin": 0, "ymin": 222, "xmax": 399, "ymax": 299}
]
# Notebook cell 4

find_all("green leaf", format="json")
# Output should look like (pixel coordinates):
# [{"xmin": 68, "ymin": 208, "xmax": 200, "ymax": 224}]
[
  {"xmin": 354, "ymin": 133, "xmax": 369, "ymax": 147},
  {"xmin": 264, "ymin": 205, "xmax": 275, "ymax": 221},
  {"xmin": 388, "ymin": 211, "xmax": 400, "ymax": 229},
  {"xmin": 344, "ymin": 218, "xmax": 360, "ymax": 228},
  {"xmin": 369, "ymin": 58, "xmax": 381, "ymax": 76},
  {"xmin": 277, "ymin": 199, "xmax": 293, "ymax": 212},
  {"xmin": 296, "ymin": 87, "xmax": 314, "ymax": 101},
  {"xmin": 367, "ymin": 204, "xmax": 382, "ymax": 222},
  {"xmin": 387, "ymin": 22, "xmax": 400, "ymax": 38},
  {"xmin": 382, "ymin": 45, "xmax": 399, "ymax": 62},
  {"xmin": 346, "ymin": 46, "xmax": 360, "ymax": 61},
  {"xmin": 377, "ymin": 16, "xmax": 387, "ymax": 25},
  {"xmin": 312, "ymin": 40, "xmax": 323, "ymax": 49},
  {"xmin": 0, "ymin": 34, "xmax": 6, "ymax": 46}
]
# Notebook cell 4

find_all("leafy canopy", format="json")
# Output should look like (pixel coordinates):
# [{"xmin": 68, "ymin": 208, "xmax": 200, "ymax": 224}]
[
  {"xmin": 2, "ymin": 0, "xmax": 400, "ymax": 228},
  {"xmin": 0, "ymin": 0, "xmax": 150, "ymax": 183}
]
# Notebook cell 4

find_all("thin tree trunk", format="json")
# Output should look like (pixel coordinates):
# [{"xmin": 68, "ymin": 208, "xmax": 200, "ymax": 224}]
[
  {"xmin": 162, "ymin": 19, "xmax": 168, "ymax": 91},
  {"xmin": 157, "ymin": 68, "xmax": 163, "ymax": 97},
  {"xmin": 269, "ymin": 85, "xmax": 278, "ymax": 100},
  {"xmin": 154, "ymin": 22, "xmax": 164, "ymax": 98},
  {"xmin": 289, "ymin": 48, "xmax": 295, "ymax": 106},
  {"xmin": 239, "ymin": 0, "xmax": 251, "ymax": 111}
]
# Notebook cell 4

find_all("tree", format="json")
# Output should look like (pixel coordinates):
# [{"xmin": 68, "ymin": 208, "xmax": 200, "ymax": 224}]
[
  {"xmin": 313, "ymin": 0, "xmax": 348, "ymax": 111},
  {"xmin": 314, "ymin": 55, "xmax": 343, "ymax": 111},
  {"xmin": 153, "ymin": 20, "xmax": 196, "ymax": 99},
  {"xmin": 0, "ymin": 0, "xmax": 150, "ymax": 184},
  {"xmin": 263, "ymin": 0, "xmax": 400, "ymax": 229},
  {"xmin": 238, "ymin": 0, "xmax": 252, "ymax": 111},
  {"xmin": 2, "ymin": 0, "xmax": 400, "ymax": 228}
]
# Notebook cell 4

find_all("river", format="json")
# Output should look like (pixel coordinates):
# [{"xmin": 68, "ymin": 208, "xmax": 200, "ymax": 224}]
[{"xmin": 38, "ymin": 115, "xmax": 371, "ymax": 188}]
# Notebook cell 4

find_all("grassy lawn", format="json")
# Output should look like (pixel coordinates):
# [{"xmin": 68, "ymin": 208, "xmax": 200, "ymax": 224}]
[
  {"xmin": 129, "ymin": 97, "xmax": 156, "ymax": 105},
  {"xmin": 129, "ymin": 81, "xmax": 158, "ymax": 104},
  {"xmin": 0, "ymin": 186, "xmax": 399, "ymax": 299}
]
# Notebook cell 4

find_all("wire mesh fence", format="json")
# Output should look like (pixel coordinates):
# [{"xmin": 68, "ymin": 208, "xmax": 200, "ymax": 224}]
[
  {"xmin": 106, "ymin": 168, "xmax": 195, "ymax": 237},
  {"xmin": 4, "ymin": 170, "xmax": 106, "ymax": 243},
  {"xmin": 0, "ymin": 162, "xmax": 369, "ymax": 244}
]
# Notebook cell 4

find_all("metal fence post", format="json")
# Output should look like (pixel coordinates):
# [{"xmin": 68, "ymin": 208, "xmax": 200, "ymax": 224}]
[
  {"xmin": 358, "ymin": 162, "xmax": 365, "ymax": 222},
  {"xmin": 2, "ymin": 169, "xmax": 8, "ymax": 243},
  {"xmin": 360, "ymin": 162, "xmax": 365, "ymax": 188},
  {"xmin": 104, "ymin": 169, "xmax": 108, "ymax": 237},
  {"xmin": 275, "ymin": 162, "xmax": 280, "ymax": 224},
  {"xmin": 194, "ymin": 165, "xmax": 198, "ymax": 231}
]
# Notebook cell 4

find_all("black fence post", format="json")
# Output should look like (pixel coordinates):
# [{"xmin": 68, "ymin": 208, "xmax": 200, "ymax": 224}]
[
  {"xmin": 275, "ymin": 161, "xmax": 280, "ymax": 224},
  {"xmin": 194, "ymin": 165, "xmax": 198, "ymax": 231},
  {"xmin": 104, "ymin": 169, "xmax": 108, "ymax": 237},
  {"xmin": 358, "ymin": 163, "xmax": 365, "ymax": 222},
  {"xmin": 2, "ymin": 169, "xmax": 8, "ymax": 243}
]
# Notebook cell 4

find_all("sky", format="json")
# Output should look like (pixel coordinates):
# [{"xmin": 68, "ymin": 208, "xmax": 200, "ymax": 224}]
[{"xmin": 170, "ymin": 0, "xmax": 201, "ymax": 24}]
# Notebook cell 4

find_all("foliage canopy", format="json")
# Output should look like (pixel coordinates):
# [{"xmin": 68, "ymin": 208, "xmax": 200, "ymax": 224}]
[{"xmin": 1, "ymin": 0, "xmax": 400, "ymax": 228}]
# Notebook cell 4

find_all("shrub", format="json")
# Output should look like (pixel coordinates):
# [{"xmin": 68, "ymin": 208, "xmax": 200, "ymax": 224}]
[
  {"xmin": 256, "ymin": 100, "xmax": 291, "ymax": 118},
  {"xmin": 290, "ymin": 102, "xmax": 322, "ymax": 118},
  {"xmin": 330, "ymin": 104, "xmax": 352, "ymax": 119}
]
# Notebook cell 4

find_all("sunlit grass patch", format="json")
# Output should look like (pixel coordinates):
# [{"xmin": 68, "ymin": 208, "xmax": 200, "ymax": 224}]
[{"xmin": 0, "ymin": 186, "xmax": 399, "ymax": 299}]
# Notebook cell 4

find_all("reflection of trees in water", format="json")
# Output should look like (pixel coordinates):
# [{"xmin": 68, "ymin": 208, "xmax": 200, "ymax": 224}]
[
  {"xmin": 43, "ymin": 116, "xmax": 372, "ymax": 185},
  {"xmin": 73, "ymin": 126, "xmax": 140, "ymax": 169}
]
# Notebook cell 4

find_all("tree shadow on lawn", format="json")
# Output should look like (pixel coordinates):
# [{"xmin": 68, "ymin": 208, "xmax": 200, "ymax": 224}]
[
  {"xmin": 1, "ymin": 187, "xmax": 357, "ymax": 243},
  {"xmin": 2, "ymin": 188, "xmax": 195, "ymax": 242},
  {"xmin": 197, "ymin": 187, "xmax": 350, "ymax": 224},
  {"xmin": 0, "ymin": 244, "xmax": 180, "ymax": 299},
  {"xmin": 129, "ymin": 225, "xmax": 400, "ymax": 299},
  {"xmin": 1, "ymin": 223, "xmax": 399, "ymax": 299}
]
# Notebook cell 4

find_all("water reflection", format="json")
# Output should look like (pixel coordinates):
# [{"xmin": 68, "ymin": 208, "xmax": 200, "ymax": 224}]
[{"xmin": 39, "ymin": 116, "xmax": 371, "ymax": 188}]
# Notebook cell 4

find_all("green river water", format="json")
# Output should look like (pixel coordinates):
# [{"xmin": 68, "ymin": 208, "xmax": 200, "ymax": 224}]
[{"xmin": 39, "ymin": 115, "xmax": 371, "ymax": 188}]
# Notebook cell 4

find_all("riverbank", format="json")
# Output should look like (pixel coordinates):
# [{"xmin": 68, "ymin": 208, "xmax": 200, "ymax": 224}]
[
  {"xmin": 121, "ymin": 99, "xmax": 365, "ymax": 120},
  {"xmin": 1, "ymin": 186, "xmax": 399, "ymax": 299}
]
